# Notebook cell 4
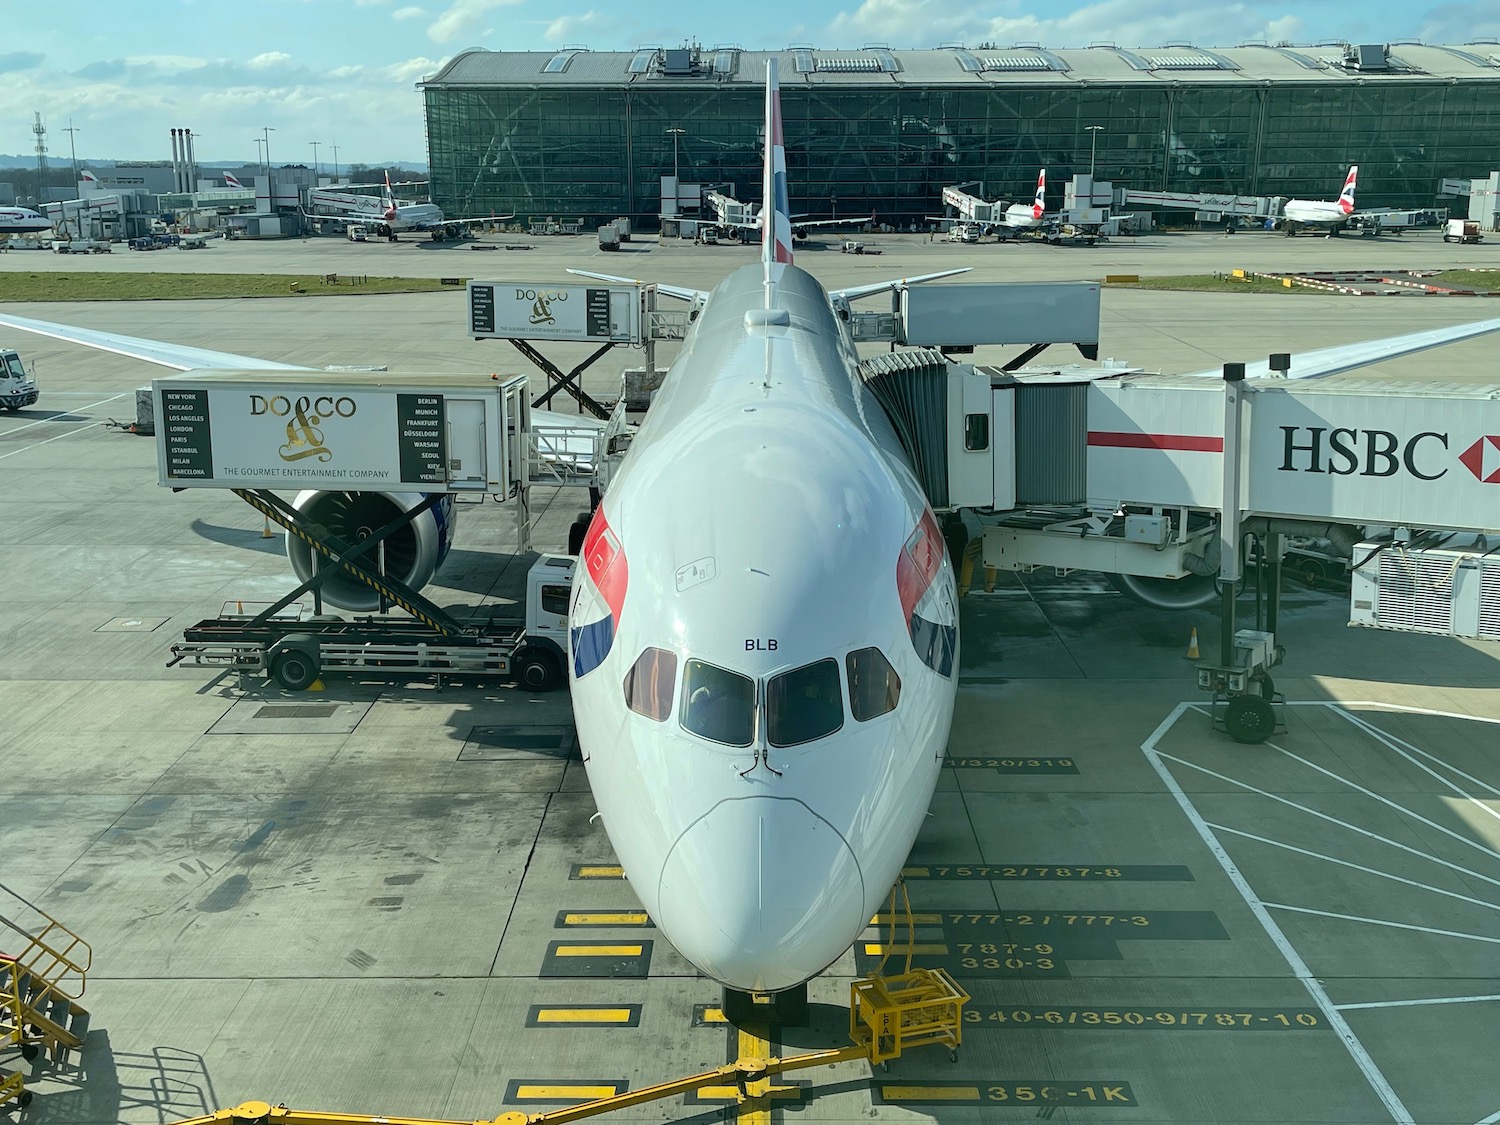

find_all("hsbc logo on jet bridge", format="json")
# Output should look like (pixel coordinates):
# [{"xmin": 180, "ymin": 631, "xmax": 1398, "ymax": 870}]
[{"xmin": 1277, "ymin": 426, "xmax": 1500, "ymax": 484}]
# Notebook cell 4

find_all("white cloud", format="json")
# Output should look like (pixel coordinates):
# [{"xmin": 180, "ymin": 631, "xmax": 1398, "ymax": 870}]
[
  {"xmin": 331, "ymin": 64, "xmax": 365, "ymax": 78},
  {"xmin": 381, "ymin": 54, "xmax": 448, "ymax": 84},
  {"xmin": 545, "ymin": 11, "xmax": 600, "ymax": 43},
  {"xmin": 393, "ymin": 6, "xmax": 426, "ymax": 20},
  {"xmin": 121, "ymin": 54, "xmax": 209, "ymax": 71},
  {"xmin": 246, "ymin": 51, "xmax": 294, "ymax": 69},
  {"xmin": 427, "ymin": 0, "xmax": 520, "ymax": 43}
]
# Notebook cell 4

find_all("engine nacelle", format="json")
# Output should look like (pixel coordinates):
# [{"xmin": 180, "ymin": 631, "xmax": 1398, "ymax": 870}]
[{"xmin": 286, "ymin": 491, "xmax": 455, "ymax": 611}]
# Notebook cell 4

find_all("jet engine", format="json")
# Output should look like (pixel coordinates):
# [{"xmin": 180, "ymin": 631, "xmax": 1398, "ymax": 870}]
[{"xmin": 285, "ymin": 491, "xmax": 455, "ymax": 611}]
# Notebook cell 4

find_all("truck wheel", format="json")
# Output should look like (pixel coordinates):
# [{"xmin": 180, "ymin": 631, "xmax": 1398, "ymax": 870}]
[
  {"xmin": 270, "ymin": 645, "xmax": 320, "ymax": 691},
  {"xmin": 1224, "ymin": 695, "xmax": 1276, "ymax": 745},
  {"xmin": 1298, "ymin": 558, "xmax": 1326, "ymax": 587},
  {"xmin": 515, "ymin": 648, "xmax": 562, "ymax": 692}
]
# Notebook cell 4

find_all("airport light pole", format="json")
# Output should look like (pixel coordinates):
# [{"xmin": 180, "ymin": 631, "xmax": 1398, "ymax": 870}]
[
  {"xmin": 310, "ymin": 140, "xmax": 320, "ymax": 177},
  {"xmin": 253, "ymin": 137, "xmax": 266, "ymax": 178},
  {"xmin": 330, "ymin": 142, "xmax": 340, "ymax": 181},
  {"xmin": 62, "ymin": 121, "xmax": 82, "ymax": 237},
  {"xmin": 1086, "ymin": 125, "xmax": 1104, "ymax": 180},
  {"xmin": 666, "ymin": 127, "xmax": 685, "ymax": 182}
]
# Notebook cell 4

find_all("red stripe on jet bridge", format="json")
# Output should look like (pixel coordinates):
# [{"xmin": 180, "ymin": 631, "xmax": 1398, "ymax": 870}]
[
  {"xmin": 1088, "ymin": 431, "xmax": 1224, "ymax": 453},
  {"xmin": 582, "ymin": 507, "xmax": 628, "ymax": 625}
]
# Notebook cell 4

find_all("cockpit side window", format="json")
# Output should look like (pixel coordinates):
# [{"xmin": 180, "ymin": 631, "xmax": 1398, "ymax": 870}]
[
  {"xmin": 681, "ymin": 659, "xmax": 756, "ymax": 746},
  {"xmin": 846, "ymin": 647, "xmax": 900, "ymax": 722},
  {"xmin": 767, "ymin": 658, "xmax": 844, "ymax": 747},
  {"xmin": 623, "ymin": 646, "xmax": 677, "ymax": 722},
  {"xmin": 4, "ymin": 356, "xmax": 23, "ymax": 379}
]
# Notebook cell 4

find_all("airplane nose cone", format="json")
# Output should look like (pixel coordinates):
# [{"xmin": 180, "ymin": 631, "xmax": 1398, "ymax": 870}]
[{"xmin": 656, "ymin": 797, "xmax": 866, "ymax": 993}]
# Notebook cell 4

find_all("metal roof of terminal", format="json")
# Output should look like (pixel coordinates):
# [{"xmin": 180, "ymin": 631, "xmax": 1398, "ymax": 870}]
[{"xmin": 421, "ymin": 43, "xmax": 1500, "ymax": 87}]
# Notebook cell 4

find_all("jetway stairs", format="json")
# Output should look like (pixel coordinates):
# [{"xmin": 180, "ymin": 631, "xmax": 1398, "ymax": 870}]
[{"xmin": 0, "ymin": 881, "xmax": 92, "ymax": 1109}]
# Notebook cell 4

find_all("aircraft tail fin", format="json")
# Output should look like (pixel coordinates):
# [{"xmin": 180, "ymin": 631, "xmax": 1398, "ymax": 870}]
[
  {"xmin": 1338, "ymin": 166, "xmax": 1357, "ymax": 214},
  {"xmin": 1032, "ymin": 169, "xmax": 1046, "ymax": 219},
  {"xmin": 382, "ymin": 171, "xmax": 398, "ymax": 222},
  {"xmin": 762, "ymin": 59, "xmax": 793, "ymax": 288}
]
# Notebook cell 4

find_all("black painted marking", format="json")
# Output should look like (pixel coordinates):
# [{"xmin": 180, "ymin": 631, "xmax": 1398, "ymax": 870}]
[
  {"xmin": 872, "ymin": 1080, "xmax": 1136, "ymax": 1107},
  {"xmin": 946, "ymin": 755, "xmax": 1079, "ymax": 773},
  {"xmin": 524, "ymin": 1004, "xmax": 643, "ymax": 1029},
  {"xmin": 856, "ymin": 910, "xmax": 1228, "ymax": 980},
  {"xmin": 903, "ymin": 864, "xmax": 1193, "ymax": 881},
  {"xmin": 539, "ymin": 939, "xmax": 653, "ymax": 980},
  {"xmin": 503, "ymin": 1079, "xmax": 629, "ymax": 1105},
  {"xmin": 963, "ymin": 1006, "xmax": 1327, "ymax": 1030}
]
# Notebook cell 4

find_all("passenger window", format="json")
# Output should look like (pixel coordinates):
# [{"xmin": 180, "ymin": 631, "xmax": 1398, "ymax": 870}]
[
  {"xmin": 767, "ymin": 659, "xmax": 844, "ymax": 747},
  {"xmin": 846, "ymin": 648, "xmax": 900, "ymax": 722},
  {"xmin": 681, "ymin": 659, "xmax": 756, "ymax": 746},
  {"xmin": 541, "ymin": 585, "xmax": 570, "ymax": 616},
  {"xmin": 623, "ymin": 647, "xmax": 677, "ymax": 722}
]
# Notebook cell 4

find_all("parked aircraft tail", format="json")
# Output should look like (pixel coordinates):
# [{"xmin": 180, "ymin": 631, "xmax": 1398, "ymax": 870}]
[{"xmin": 1338, "ymin": 166, "xmax": 1357, "ymax": 214}]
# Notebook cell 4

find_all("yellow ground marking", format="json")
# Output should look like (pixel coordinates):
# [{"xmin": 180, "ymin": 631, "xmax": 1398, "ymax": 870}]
[
  {"xmin": 881, "ymin": 1085, "xmax": 982, "ymax": 1101},
  {"xmin": 561, "ymin": 911, "xmax": 649, "ymax": 925},
  {"xmin": 552, "ymin": 944, "xmax": 643, "ymax": 957},
  {"xmin": 533, "ymin": 1008, "xmax": 634, "ymax": 1024},
  {"xmin": 514, "ymin": 1084, "xmax": 623, "ymax": 1101},
  {"xmin": 575, "ymin": 865, "xmax": 624, "ymax": 878},
  {"xmin": 861, "ymin": 943, "xmax": 950, "ymax": 956}
]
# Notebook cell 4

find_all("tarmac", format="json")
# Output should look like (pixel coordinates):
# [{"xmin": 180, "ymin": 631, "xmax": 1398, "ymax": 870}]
[{"xmin": 1, "ymin": 227, "xmax": 1498, "ymax": 1125}]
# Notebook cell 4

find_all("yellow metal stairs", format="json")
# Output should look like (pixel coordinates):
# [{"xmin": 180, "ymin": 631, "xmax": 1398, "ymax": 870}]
[{"xmin": 1, "ymin": 881, "xmax": 92, "ymax": 1110}]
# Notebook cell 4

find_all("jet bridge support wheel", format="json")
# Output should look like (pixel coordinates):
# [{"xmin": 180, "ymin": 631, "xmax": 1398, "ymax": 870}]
[{"xmin": 1224, "ymin": 694, "xmax": 1276, "ymax": 744}]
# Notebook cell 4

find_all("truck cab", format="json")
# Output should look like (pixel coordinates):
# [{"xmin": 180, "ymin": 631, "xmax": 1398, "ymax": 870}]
[
  {"xmin": 525, "ymin": 553, "xmax": 575, "ymax": 658},
  {"xmin": 346, "ymin": 225, "xmax": 369, "ymax": 242},
  {"xmin": 0, "ymin": 349, "xmax": 38, "ymax": 412}
]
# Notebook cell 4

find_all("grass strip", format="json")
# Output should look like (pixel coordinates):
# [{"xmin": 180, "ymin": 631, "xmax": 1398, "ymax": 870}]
[{"xmin": 0, "ymin": 273, "xmax": 464, "ymax": 301}]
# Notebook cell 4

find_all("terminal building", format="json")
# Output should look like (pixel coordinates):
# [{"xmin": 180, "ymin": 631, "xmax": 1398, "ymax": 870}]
[{"xmin": 419, "ymin": 42, "xmax": 1500, "ymax": 228}]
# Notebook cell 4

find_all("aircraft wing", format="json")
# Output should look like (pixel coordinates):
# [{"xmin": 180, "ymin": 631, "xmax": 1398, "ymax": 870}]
[
  {"xmin": 566, "ymin": 268, "xmax": 707, "ymax": 303},
  {"xmin": 0, "ymin": 311, "xmax": 312, "ymax": 371},
  {"xmin": 1178, "ymin": 316, "xmax": 1500, "ymax": 381},
  {"xmin": 831, "ymin": 268, "xmax": 972, "ymax": 304},
  {"xmin": 791, "ymin": 213, "xmax": 874, "ymax": 232}
]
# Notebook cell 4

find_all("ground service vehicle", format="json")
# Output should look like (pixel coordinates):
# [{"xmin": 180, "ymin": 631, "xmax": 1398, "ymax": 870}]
[
  {"xmin": 347, "ymin": 225, "xmax": 369, "ymax": 242},
  {"xmin": 1444, "ymin": 219, "xmax": 1483, "ymax": 243},
  {"xmin": 170, "ymin": 554, "xmax": 575, "ymax": 691},
  {"xmin": 0, "ymin": 349, "xmax": 39, "ymax": 411}
]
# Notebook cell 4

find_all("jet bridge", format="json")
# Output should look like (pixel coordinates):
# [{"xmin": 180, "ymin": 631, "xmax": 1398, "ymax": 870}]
[{"xmin": 863, "ymin": 349, "xmax": 1500, "ymax": 738}]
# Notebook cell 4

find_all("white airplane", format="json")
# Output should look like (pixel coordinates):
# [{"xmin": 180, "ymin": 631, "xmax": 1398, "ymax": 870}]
[
  {"xmin": 693, "ymin": 188, "xmax": 872, "ymax": 243},
  {"xmin": 930, "ymin": 171, "xmax": 1048, "ymax": 239},
  {"xmin": 1280, "ymin": 166, "xmax": 1358, "ymax": 236},
  {"xmin": 0, "ymin": 206, "xmax": 53, "ymax": 235},
  {"xmin": 310, "ymin": 172, "xmax": 506, "ymax": 240},
  {"xmin": 1001, "ymin": 168, "xmax": 1048, "ymax": 232},
  {"xmin": 568, "ymin": 59, "xmax": 963, "ymax": 1014}
]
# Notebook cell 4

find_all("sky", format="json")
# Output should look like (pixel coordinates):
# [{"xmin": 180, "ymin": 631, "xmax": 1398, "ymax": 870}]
[{"xmin": 2, "ymin": 0, "xmax": 1495, "ymax": 167}]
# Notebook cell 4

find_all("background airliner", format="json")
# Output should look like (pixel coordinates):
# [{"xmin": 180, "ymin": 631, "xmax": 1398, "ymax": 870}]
[
  {"xmin": 1280, "ymin": 166, "xmax": 1358, "ymax": 235},
  {"xmin": 1001, "ymin": 168, "xmax": 1048, "ymax": 231},
  {"xmin": 0, "ymin": 207, "xmax": 53, "ymax": 235},
  {"xmin": 312, "ymin": 172, "xmax": 506, "ymax": 238}
]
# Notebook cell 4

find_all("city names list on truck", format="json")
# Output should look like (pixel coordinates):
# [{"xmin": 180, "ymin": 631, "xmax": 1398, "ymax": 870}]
[
  {"xmin": 163, "ymin": 388, "xmax": 214, "ymax": 479},
  {"xmin": 397, "ymin": 394, "xmax": 447, "ymax": 484},
  {"xmin": 470, "ymin": 284, "xmax": 496, "ymax": 336}
]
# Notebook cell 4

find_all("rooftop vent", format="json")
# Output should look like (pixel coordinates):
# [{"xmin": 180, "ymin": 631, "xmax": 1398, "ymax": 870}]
[
  {"xmin": 543, "ymin": 48, "xmax": 586, "ymax": 73},
  {"xmin": 662, "ymin": 48, "xmax": 695, "ymax": 75},
  {"xmin": 949, "ymin": 46, "xmax": 1066, "ymax": 73},
  {"xmin": 1345, "ymin": 43, "xmax": 1391, "ymax": 69}
]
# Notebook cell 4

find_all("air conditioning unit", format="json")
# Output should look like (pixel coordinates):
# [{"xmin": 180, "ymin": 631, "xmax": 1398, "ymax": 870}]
[{"xmin": 1349, "ymin": 541, "xmax": 1500, "ymax": 640}]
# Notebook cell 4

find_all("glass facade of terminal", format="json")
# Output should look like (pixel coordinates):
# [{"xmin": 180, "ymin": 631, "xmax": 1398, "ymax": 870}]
[{"xmin": 424, "ymin": 81, "xmax": 1500, "ymax": 226}]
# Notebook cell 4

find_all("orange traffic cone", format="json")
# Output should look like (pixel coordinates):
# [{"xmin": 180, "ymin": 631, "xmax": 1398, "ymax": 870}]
[
  {"xmin": 261, "ymin": 516, "xmax": 274, "ymax": 539},
  {"xmin": 1185, "ymin": 627, "xmax": 1201, "ymax": 660}
]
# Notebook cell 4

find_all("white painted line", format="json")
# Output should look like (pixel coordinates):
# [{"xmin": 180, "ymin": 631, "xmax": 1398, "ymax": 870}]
[
  {"xmin": 1337, "ymin": 993, "xmax": 1500, "ymax": 1012},
  {"xmin": 1475, "ymin": 1108, "xmax": 1500, "ymax": 1125},
  {"xmin": 1338, "ymin": 708, "xmax": 1500, "ymax": 804},
  {"xmin": 0, "ymin": 419, "xmax": 112, "ymax": 461},
  {"xmin": 1287, "ymin": 701, "xmax": 1500, "ymax": 727},
  {"xmin": 1157, "ymin": 752, "xmax": 1500, "ymax": 891},
  {"xmin": 0, "ymin": 392, "xmax": 130, "ymax": 436},
  {"xmin": 1142, "ymin": 704, "xmax": 1414, "ymax": 1125},
  {"xmin": 1263, "ymin": 902, "xmax": 1500, "ymax": 945},
  {"xmin": 1266, "ymin": 740, "xmax": 1500, "ymax": 863},
  {"xmin": 1207, "ymin": 822, "xmax": 1500, "ymax": 914}
]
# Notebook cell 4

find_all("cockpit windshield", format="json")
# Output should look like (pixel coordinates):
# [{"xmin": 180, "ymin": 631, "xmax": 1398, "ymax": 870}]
[
  {"xmin": 3, "ymin": 356, "xmax": 24, "ymax": 380},
  {"xmin": 681, "ymin": 659, "xmax": 756, "ymax": 746},
  {"xmin": 766, "ymin": 659, "xmax": 844, "ymax": 747}
]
